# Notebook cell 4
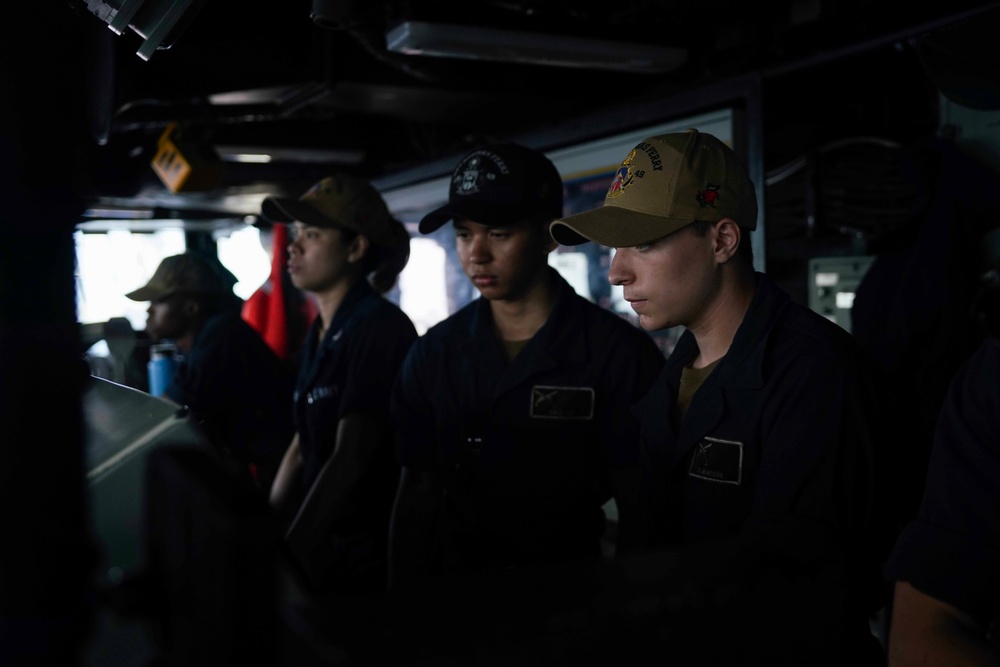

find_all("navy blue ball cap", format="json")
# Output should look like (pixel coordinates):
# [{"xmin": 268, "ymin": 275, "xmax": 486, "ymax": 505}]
[{"xmin": 418, "ymin": 143, "xmax": 564, "ymax": 234}]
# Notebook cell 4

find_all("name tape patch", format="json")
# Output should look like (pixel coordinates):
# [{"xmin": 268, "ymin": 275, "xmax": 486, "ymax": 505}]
[
  {"xmin": 530, "ymin": 385, "xmax": 595, "ymax": 420},
  {"xmin": 688, "ymin": 436, "xmax": 743, "ymax": 485}
]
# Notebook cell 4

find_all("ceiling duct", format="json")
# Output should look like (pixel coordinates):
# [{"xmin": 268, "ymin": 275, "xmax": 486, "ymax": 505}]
[
  {"xmin": 385, "ymin": 20, "xmax": 688, "ymax": 74},
  {"xmin": 84, "ymin": 0, "xmax": 208, "ymax": 60}
]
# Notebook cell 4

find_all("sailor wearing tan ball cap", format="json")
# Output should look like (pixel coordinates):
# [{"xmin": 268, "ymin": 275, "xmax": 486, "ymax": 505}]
[
  {"xmin": 551, "ymin": 129, "xmax": 896, "ymax": 665},
  {"xmin": 551, "ymin": 129, "xmax": 758, "ymax": 250},
  {"xmin": 263, "ymin": 173, "xmax": 418, "ymax": 595}
]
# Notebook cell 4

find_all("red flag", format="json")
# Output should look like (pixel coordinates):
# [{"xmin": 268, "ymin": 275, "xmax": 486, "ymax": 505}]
[
  {"xmin": 243, "ymin": 223, "xmax": 318, "ymax": 361},
  {"xmin": 262, "ymin": 223, "xmax": 290, "ymax": 358},
  {"xmin": 242, "ymin": 224, "xmax": 291, "ymax": 358}
]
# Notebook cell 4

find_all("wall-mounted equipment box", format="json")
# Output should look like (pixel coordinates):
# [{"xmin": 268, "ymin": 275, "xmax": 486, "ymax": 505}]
[{"xmin": 808, "ymin": 255, "xmax": 876, "ymax": 334}]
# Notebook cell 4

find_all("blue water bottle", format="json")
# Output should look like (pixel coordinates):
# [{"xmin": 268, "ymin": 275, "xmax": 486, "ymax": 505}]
[{"xmin": 147, "ymin": 342, "xmax": 177, "ymax": 397}]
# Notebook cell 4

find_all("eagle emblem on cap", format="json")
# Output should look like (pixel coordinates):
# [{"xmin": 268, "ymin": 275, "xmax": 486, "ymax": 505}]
[
  {"xmin": 457, "ymin": 156, "xmax": 482, "ymax": 194},
  {"xmin": 607, "ymin": 149, "xmax": 637, "ymax": 199},
  {"xmin": 454, "ymin": 155, "xmax": 498, "ymax": 196},
  {"xmin": 697, "ymin": 184, "xmax": 721, "ymax": 207}
]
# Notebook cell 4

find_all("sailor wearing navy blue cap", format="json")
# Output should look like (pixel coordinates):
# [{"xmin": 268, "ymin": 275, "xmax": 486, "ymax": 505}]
[{"xmin": 388, "ymin": 143, "xmax": 664, "ymax": 587}]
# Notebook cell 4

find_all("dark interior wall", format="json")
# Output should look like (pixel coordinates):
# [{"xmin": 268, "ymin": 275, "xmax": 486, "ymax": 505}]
[
  {"xmin": 0, "ymin": 5, "xmax": 96, "ymax": 665},
  {"xmin": 756, "ymin": 6, "xmax": 1000, "ymax": 311},
  {"xmin": 760, "ymin": 40, "xmax": 944, "ymax": 307},
  {"xmin": 756, "ymin": 25, "xmax": 1000, "ymax": 534}
]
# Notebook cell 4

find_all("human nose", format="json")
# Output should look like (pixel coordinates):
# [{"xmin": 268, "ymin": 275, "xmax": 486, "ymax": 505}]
[
  {"xmin": 468, "ymin": 234, "xmax": 490, "ymax": 264},
  {"xmin": 608, "ymin": 249, "xmax": 632, "ymax": 286}
]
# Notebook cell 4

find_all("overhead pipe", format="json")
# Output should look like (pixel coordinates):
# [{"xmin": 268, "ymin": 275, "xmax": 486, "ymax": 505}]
[{"xmin": 763, "ymin": 2, "xmax": 1000, "ymax": 78}]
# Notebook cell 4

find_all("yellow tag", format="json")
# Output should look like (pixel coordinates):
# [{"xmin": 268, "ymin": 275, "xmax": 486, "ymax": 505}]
[{"xmin": 151, "ymin": 122, "xmax": 192, "ymax": 193}]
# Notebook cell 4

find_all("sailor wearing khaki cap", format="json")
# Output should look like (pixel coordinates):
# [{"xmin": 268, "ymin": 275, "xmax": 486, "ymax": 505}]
[
  {"xmin": 263, "ymin": 173, "xmax": 418, "ymax": 595},
  {"xmin": 125, "ymin": 251, "xmax": 296, "ymax": 494},
  {"xmin": 551, "ymin": 129, "xmax": 758, "ymax": 251},
  {"xmin": 551, "ymin": 129, "xmax": 895, "ymax": 663},
  {"xmin": 124, "ymin": 251, "xmax": 234, "ymax": 303}
]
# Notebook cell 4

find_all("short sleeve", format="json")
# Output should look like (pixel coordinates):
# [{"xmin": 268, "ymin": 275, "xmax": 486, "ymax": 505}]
[{"xmin": 885, "ymin": 337, "xmax": 1000, "ymax": 626}]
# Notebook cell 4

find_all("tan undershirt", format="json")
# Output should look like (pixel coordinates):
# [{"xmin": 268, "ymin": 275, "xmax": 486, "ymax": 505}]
[
  {"xmin": 502, "ymin": 338, "xmax": 530, "ymax": 362},
  {"xmin": 673, "ymin": 357, "xmax": 723, "ymax": 425}
]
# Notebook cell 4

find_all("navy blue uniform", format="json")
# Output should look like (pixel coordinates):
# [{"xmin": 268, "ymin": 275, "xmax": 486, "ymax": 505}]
[
  {"xmin": 634, "ymin": 273, "xmax": 891, "ymax": 657},
  {"xmin": 294, "ymin": 280, "xmax": 418, "ymax": 590},
  {"xmin": 391, "ymin": 269, "xmax": 664, "ymax": 575},
  {"xmin": 886, "ymin": 335, "xmax": 1000, "ymax": 628},
  {"xmin": 166, "ymin": 310, "xmax": 295, "ymax": 490}
]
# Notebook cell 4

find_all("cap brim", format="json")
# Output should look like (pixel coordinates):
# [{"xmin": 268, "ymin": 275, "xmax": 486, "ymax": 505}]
[
  {"xmin": 416, "ymin": 205, "xmax": 454, "ymax": 234},
  {"xmin": 262, "ymin": 196, "xmax": 348, "ymax": 230},
  {"xmin": 550, "ymin": 206, "xmax": 693, "ymax": 247},
  {"xmin": 125, "ymin": 285, "xmax": 168, "ymax": 302},
  {"xmin": 418, "ymin": 199, "xmax": 556, "ymax": 234}
]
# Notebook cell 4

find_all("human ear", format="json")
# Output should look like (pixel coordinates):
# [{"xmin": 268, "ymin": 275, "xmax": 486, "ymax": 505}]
[
  {"xmin": 348, "ymin": 234, "xmax": 370, "ymax": 263},
  {"xmin": 714, "ymin": 218, "xmax": 741, "ymax": 263}
]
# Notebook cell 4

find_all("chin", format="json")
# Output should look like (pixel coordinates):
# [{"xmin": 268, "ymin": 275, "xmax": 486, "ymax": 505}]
[
  {"xmin": 476, "ymin": 286, "xmax": 505, "ymax": 300},
  {"xmin": 639, "ymin": 316, "xmax": 668, "ymax": 332}
]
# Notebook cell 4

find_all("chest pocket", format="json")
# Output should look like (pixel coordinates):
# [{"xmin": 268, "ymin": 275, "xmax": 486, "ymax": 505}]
[{"xmin": 529, "ymin": 385, "xmax": 594, "ymax": 420}]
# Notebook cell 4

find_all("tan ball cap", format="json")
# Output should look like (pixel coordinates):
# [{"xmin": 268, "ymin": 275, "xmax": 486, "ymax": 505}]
[
  {"xmin": 125, "ymin": 252, "xmax": 226, "ymax": 302},
  {"xmin": 262, "ymin": 174, "xmax": 396, "ymax": 248},
  {"xmin": 549, "ymin": 129, "xmax": 757, "ymax": 247}
]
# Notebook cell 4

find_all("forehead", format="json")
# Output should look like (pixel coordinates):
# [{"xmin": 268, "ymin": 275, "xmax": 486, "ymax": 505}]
[
  {"xmin": 291, "ymin": 220, "xmax": 340, "ymax": 235},
  {"xmin": 452, "ymin": 218, "xmax": 537, "ymax": 231},
  {"xmin": 629, "ymin": 222, "xmax": 700, "ymax": 248},
  {"xmin": 151, "ymin": 291, "xmax": 185, "ymax": 305}
]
